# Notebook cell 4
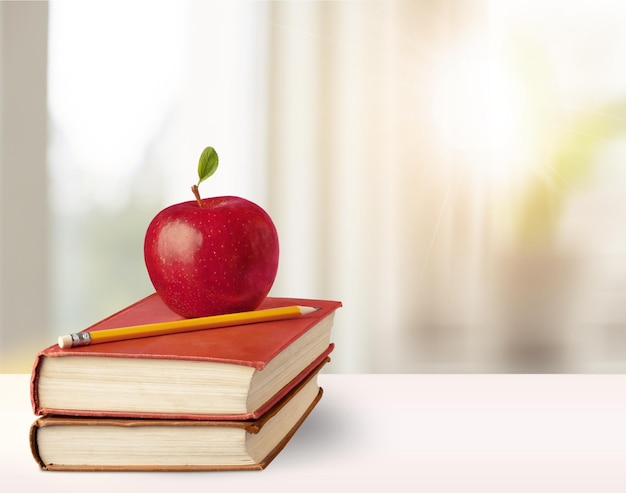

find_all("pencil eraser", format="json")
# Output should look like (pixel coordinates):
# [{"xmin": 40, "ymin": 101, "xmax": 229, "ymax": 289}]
[{"xmin": 58, "ymin": 335, "xmax": 72, "ymax": 348}]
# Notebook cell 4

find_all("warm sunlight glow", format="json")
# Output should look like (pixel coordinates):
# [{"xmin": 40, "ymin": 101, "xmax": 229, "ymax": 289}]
[{"xmin": 431, "ymin": 42, "xmax": 527, "ymax": 185}]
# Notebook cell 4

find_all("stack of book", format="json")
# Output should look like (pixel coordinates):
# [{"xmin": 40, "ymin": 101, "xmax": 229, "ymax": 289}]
[{"xmin": 29, "ymin": 293, "xmax": 342, "ymax": 471}]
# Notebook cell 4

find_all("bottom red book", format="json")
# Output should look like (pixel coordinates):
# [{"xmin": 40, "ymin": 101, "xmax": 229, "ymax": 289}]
[{"xmin": 30, "ymin": 357, "xmax": 327, "ymax": 471}]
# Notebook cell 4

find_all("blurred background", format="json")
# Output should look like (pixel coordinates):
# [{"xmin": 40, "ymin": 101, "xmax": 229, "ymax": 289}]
[{"xmin": 2, "ymin": 0, "xmax": 626, "ymax": 373}]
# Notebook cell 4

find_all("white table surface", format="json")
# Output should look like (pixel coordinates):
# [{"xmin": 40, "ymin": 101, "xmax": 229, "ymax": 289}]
[{"xmin": 3, "ymin": 373, "xmax": 626, "ymax": 492}]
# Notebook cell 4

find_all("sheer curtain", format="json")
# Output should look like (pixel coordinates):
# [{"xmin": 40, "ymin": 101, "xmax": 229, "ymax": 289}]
[
  {"xmin": 264, "ymin": 1, "xmax": 494, "ymax": 372},
  {"xmin": 263, "ymin": 0, "xmax": 626, "ymax": 372}
]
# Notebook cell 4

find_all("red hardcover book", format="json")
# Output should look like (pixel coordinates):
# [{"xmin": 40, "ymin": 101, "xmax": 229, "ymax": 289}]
[{"xmin": 31, "ymin": 293, "xmax": 341, "ymax": 420}]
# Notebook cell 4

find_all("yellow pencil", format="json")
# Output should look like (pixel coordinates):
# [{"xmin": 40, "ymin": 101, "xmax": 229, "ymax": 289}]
[{"xmin": 58, "ymin": 305, "xmax": 318, "ymax": 348}]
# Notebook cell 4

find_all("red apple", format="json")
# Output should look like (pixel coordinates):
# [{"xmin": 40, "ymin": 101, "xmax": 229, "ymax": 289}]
[{"xmin": 143, "ymin": 148, "xmax": 279, "ymax": 318}]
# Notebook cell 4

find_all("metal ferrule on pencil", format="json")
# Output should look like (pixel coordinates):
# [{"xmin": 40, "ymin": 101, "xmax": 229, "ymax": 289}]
[{"xmin": 68, "ymin": 332, "xmax": 92, "ymax": 347}]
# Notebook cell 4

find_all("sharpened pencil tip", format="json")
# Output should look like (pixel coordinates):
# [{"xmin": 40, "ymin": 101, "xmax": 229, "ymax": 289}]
[{"xmin": 298, "ymin": 306, "xmax": 320, "ymax": 315}]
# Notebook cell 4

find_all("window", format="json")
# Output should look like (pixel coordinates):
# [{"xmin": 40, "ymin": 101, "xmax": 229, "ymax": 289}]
[{"xmin": 47, "ymin": 1, "xmax": 271, "ymax": 337}]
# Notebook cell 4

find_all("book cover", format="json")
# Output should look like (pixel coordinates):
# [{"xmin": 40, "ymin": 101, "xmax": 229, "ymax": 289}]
[{"xmin": 31, "ymin": 293, "xmax": 341, "ymax": 419}]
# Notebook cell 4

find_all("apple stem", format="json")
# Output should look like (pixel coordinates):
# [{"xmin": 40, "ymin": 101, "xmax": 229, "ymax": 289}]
[{"xmin": 191, "ymin": 185, "xmax": 204, "ymax": 208}]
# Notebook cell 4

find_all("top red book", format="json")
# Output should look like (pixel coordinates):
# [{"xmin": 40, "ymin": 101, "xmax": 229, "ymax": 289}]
[{"xmin": 31, "ymin": 293, "xmax": 341, "ymax": 420}]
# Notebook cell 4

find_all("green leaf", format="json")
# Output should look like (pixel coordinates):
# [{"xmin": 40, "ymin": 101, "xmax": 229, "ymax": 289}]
[{"xmin": 197, "ymin": 146, "xmax": 219, "ymax": 185}]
